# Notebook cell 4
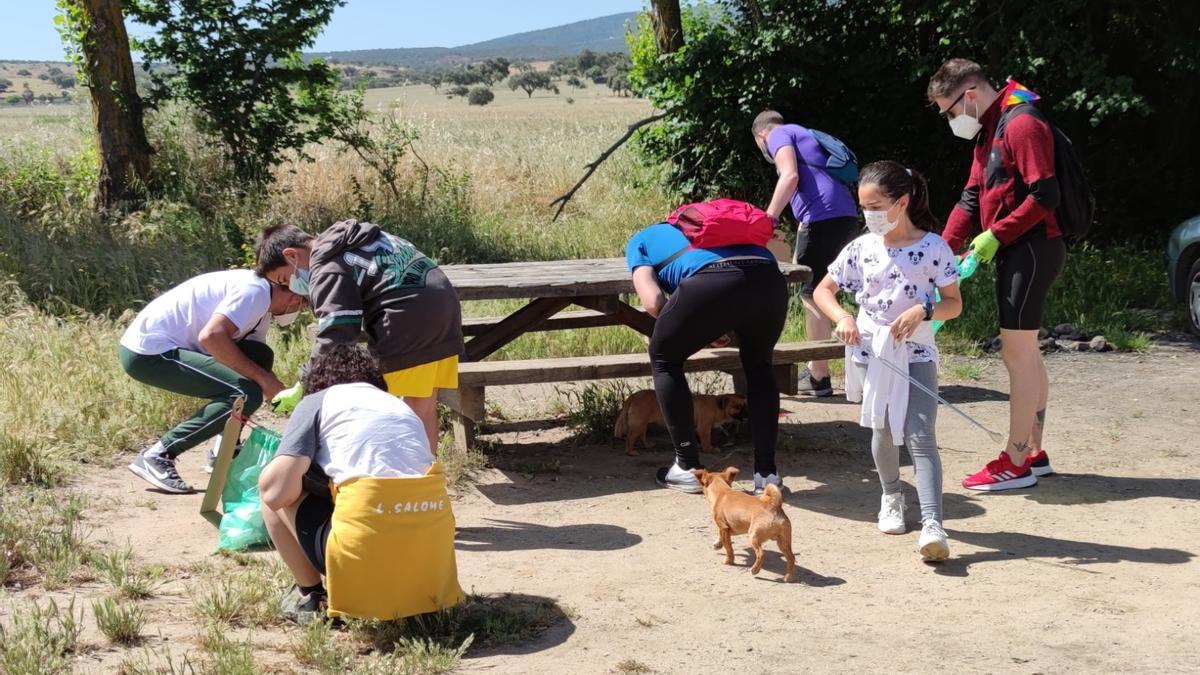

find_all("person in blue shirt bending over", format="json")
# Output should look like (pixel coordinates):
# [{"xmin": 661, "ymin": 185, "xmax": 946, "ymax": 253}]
[{"xmin": 625, "ymin": 222, "xmax": 788, "ymax": 495}]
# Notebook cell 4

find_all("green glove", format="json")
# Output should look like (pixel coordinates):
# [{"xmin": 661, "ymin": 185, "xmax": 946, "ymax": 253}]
[
  {"xmin": 970, "ymin": 230, "xmax": 1001, "ymax": 264},
  {"xmin": 271, "ymin": 383, "xmax": 304, "ymax": 414}
]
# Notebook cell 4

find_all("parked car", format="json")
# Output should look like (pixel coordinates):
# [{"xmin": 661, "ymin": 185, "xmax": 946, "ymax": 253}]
[{"xmin": 1166, "ymin": 214, "xmax": 1200, "ymax": 335}]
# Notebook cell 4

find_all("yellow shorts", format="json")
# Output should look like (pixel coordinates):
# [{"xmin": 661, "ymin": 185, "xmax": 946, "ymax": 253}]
[{"xmin": 383, "ymin": 355, "xmax": 459, "ymax": 398}]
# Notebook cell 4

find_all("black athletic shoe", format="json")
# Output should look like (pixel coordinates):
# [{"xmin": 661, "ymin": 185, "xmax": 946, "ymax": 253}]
[
  {"xmin": 128, "ymin": 450, "xmax": 191, "ymax": 493},
  {"xmin": 1029, "ymin": 449, "xmax": 1054, "ymax": 477},
  {"xmin": 796, "ymin": 367, "xmax": 834, "ymax": 397},
  {"xmin": 280, "ymin": 584, "xmax": 328, "ymax": 625}
]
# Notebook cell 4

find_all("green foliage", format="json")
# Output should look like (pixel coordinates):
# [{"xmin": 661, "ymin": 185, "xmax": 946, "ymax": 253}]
[
  {"xmin": 939, "ymin": 243, "xmax": 1175, "ymax": 343},
  {"xmin": 446, "ymin": 84, "xmax": 469, "ymax": 99},
  {"xmin": 0, "ymin": 597, "xmax": 83, "ymax": 674},
  {"xmin": 92, "ymin": 598, "xmax": 146, "ymax": 645},
  {"xmin": 126, "ymin": 0, "xmax": 347, "ymax": 185},
  {"xmin": 630, "ymin": 1, "xmax": 1200, "ymax": 241},
  {"xmin": 0, "ymin": 490, "xmax": 87, "ymax": 588},
  {"xmin": 91, "ymin": 545, "xmax": 157, "ymax": 600},
  {"xmin": 467, "ymin": 86, "xmax": 495, "ymax": 106},
  {"xmin": 508, "ymin": 70, "xmax": 556, "ymax": 98},
  {"xmin": 561, "ymin": 381, "xmax": 632, "ymax": 442}
]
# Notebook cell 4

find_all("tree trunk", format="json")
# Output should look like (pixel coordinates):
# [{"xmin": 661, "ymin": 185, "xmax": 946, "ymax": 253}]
[
  {"xmin": 74, "ymin": 0, "xmax": 152, "ymax": 209},
  {"xmin": 650, "ymin": 0, "xmax": 685, "ymax": 54}
]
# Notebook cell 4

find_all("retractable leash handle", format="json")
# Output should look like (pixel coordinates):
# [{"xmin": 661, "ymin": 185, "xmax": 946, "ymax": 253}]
[
  {"xmin": 833, "ymin": 331, "xmax": 1006, "ymax": 443},
  {"xmin": 931, "ymin": 252, "xmax": 979, "ymax": 334}
]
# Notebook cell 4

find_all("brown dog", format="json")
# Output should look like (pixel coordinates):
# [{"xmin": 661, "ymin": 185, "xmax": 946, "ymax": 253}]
[
  {"xmin": 612, "ymin": 389, "xmax": 746, "ymax": 456},
  {"xmin": 693, "ymin": 467, "xmax": 794, "ymax": 582}
]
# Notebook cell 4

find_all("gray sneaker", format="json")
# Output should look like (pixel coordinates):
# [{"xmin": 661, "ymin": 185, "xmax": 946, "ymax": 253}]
[
  {"xmin": 280, "ymin": 584, "xmax": 328, "ymax": 625},
  {"xmin": 796, "ymin": 367, "xmax": 833, "ymax": 397},
  {"xmin": 128, "ymin": 449, "xmax": 191, "ymax": 493}
]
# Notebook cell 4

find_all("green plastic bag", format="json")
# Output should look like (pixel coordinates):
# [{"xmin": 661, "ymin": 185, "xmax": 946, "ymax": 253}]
[{"xmin": 217, "ymin": 426, "xmax": 282, "ymax": 551}]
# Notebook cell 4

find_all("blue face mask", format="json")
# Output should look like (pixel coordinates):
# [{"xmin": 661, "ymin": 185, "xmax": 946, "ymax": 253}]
[{"xmin": 289, "ymin": 263, "xmax": 311, "ymax": 297}]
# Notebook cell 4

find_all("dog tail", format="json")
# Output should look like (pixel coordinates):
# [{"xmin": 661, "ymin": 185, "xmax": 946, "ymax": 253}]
[
  {"xmin": 761, "ymin": 483, "xmax": 784, "ymax": 511},
  {"xmin": 613, "ymin": 401, "xmax": 629, "ymax": 438}
]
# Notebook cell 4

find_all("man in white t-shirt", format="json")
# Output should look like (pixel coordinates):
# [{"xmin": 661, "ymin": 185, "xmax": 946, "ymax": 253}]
[{"xmin": 120, "ymin": 269, "xmax": 303, "ymax": 493}]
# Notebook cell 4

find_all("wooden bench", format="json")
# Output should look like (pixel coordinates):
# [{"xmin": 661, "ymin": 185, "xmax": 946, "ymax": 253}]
[{"xmin": 439, "ymin": 339, "xmax": 844, "ymax": 448}]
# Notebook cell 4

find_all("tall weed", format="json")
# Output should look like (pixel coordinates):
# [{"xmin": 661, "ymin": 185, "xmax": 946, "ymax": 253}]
[{"xmin": 0, "ymin": 597, "xmax": 84, "ymax": 674}]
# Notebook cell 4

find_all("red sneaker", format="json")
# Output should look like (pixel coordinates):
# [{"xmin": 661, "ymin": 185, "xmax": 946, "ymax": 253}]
[
  {"xmin": 962, "ymin": 452, "xmax": 1038, "ymax": 491},
  {"xmin": 1029, "ymin": 449, "xmax": 1054, "ymax": 477}
]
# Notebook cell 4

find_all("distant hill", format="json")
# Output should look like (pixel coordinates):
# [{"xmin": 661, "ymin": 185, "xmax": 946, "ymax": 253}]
[{"xmin": 307, "ymin": 12, "xmax": 638, "ymax": 69}]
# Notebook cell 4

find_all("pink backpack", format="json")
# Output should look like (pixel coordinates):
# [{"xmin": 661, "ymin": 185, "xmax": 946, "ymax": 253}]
[{"xmin": 666, "ymin": 199, "xmax": 774, "ymax": 248}]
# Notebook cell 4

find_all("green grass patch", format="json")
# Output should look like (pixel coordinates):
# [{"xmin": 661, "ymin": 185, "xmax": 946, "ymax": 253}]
[
  {"xmin": 0, "ymin": 597, "xmax": 83, "ymax": 674},
  {"xmin": 560, "ymin": 380, "xmax": 632, "ymax": 442},
  {"xmin": 189, "ymin": 568, "xmax": 281, "ymax": 629},
  {"xmin": 92, "ymin": 597, "xmax": 146, "ymax": 645},
  {"xmin": 0, "ymin": 490, "xmax": 88, "ymax": 589},
  {"xmin": 90, "ymin": 545, "xmax": 157, "ymax": 600},
  {"xmin": 615, "ymin": 659, "xmax": 654, "ymax": 674},
  {"xmin": 940, "ymin": 242, "xmax": 1177, "ymax": 345}
]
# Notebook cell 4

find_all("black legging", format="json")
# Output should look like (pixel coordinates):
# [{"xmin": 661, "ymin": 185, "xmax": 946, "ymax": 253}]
[{"xmin": 648, "ymin": 261, "xmax": 788, "ymax": 476}]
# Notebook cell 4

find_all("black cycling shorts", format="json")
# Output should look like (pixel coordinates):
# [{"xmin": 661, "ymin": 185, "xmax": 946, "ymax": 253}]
[
  {"xmin": 794, "ymin": 215, "xmax": 862, "ymax": 297},
  {"xmin": 995, "ymin": 234, "xmax": 1066, "ymax": 330},
  {"xmin": 294, "ymin": 493, "xmax": 333, "ymax": 574}
]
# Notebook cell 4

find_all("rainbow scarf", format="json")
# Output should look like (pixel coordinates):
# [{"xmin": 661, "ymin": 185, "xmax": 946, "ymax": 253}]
[{"xmin": 1003, "ymin": 80, "xmax": 1040, "ymax": 108}]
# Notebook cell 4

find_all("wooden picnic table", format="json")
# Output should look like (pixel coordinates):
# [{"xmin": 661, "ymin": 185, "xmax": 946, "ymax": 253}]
[
  {"xmin": 436, "ymin": 257, "xmax": 835, "ymax": 449},
  {"xmin": 441, "ymin": 257, "xmax": 812, "ymax": 363}
]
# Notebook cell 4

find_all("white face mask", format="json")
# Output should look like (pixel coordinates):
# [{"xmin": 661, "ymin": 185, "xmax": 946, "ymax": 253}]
[
  {"xmin": 274, "ymin": 310, "xmax": 301, "ymax": 327},
  {"xmin": 949, "ymin": 97, "xmax": 983, "ymax": 140},
  {"xmin": 863, "ymin": 202, "xmax": 900, "ymax": 236}
]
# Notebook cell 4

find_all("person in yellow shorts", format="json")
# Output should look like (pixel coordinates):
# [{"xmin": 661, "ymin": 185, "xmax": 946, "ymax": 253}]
[
  {"xmin": 259, "ymin": 344, "xmax": 464, "ymax": 623},
  {"xmin": 254, "ymin": 221, "xmax": 463, "ymax": 449}
]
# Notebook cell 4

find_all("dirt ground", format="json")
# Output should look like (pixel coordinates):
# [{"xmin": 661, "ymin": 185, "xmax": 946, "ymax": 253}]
[{"xmin": 12, "ymin": 335, "xmax": 1200, "ymax": 673}]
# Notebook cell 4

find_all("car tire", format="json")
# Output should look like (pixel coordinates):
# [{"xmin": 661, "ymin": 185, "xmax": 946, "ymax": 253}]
[{"xmin": 1189, "ymin": 257, "xmax": 1200, "ymax": 336}]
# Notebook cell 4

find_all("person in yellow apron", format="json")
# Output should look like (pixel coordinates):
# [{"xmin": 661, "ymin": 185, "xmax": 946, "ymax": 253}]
[{"xmin": 259, "ymin": 344, "xmax": 464, "ymax": 623}]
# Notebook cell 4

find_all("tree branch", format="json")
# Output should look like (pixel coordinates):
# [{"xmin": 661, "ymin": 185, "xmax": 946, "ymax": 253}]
[{"xmin": 549, "ymin": 111, "xmax": 669, "ymax": 222}]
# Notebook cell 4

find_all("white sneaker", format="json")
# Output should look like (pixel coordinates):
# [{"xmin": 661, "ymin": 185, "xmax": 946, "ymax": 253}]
[
  {"xmin": 918, "ymin": 520, "xmax": 950, "ymax": 561},
  {"xmin": 877, "ymin": 493, "xmax": 906, "ymax": 534},
  {"xmin": 655, "ymin": 462, "xmax": 702, "ymax": 494},
  {"xmin": 753, "ymin": 472, "xmax": 781, "ymax": 495}
]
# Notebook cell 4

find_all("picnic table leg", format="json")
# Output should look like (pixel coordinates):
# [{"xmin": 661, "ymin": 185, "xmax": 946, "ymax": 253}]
[
  {"xmin": 442, "ymin": 386, "xmax": 485, "ymax": 451},
  {"xmin": 774, "ymin": 363, "xmax": 799, "ymax": 396},
  {"xmin": 728, "ymin": 365, "xmax": 797, "ymax": 396}
]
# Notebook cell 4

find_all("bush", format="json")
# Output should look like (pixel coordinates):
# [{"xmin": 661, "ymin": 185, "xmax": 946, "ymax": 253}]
[
  {"xmin": 630, "ymin": 1, "xmax": 1200, "ymax": 243},
  {"xmin": 467, "ymin": 86, "xmax": 495, "ymax": 106},
  {"xmin": 446, "ymin": 85, "xmax": 469, "ymax": 99},
  {"xmin": 0, "ymin": 598, "xmax": 83, "ymax": 674},
  {"xmin": 92, "ymin": 598, "xmax": 145, "ymax": 645},
  {"xmin": 939, "ymin": 242, "xmax": 1177, "ymax": 344}
]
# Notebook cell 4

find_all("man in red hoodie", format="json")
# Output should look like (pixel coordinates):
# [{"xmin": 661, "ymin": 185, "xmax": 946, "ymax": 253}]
[{"xmin": 929, "ymin": 58, "xmax": 1066, "ymax": 491}]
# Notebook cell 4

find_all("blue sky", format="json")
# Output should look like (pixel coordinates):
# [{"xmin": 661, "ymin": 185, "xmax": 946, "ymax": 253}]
[{"xmin": 3, "ymin": 0, "xmax": 644, "ymax": 61}]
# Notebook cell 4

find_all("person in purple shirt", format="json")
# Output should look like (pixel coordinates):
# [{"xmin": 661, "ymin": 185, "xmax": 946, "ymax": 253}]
[{"xmin": 752, "ymin": 110, "xmax": 862, "ymax": 397}]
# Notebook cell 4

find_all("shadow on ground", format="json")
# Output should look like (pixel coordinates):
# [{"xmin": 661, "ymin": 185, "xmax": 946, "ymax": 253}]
[
  {"xmin": 457, "ymin": 518, "xmax": 641, "ymax": 552},
  {"xmin": 934, "ymin": 529, "xmax": 1195, "ymax": 577},
  {"xmin": 1019, "ymin": 474, "xmax": 1200, "ymax": 505}
]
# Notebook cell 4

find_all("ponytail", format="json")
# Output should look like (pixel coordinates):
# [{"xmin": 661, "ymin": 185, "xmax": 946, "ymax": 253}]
[
  {"xmin": 906, "ymin": 169, "xmax": 939, "ymax": 232},
  {"xmin": 858, "ymin": 160, "xmax": 940, "ymax": 232}
]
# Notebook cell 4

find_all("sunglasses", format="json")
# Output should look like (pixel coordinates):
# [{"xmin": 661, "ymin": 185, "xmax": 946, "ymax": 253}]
[{"xmin": 937, "ymin": 86, "xmax": 976, "ymax": 119}]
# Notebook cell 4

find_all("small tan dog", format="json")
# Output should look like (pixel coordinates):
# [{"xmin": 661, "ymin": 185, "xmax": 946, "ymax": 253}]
[
  {"xmin": 612, "ymin": 389, "xmax": 746, "ymax": 456},
  {"xmin": 692, "ymin": 467, "xmax": 794, "ymax": 582}
]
